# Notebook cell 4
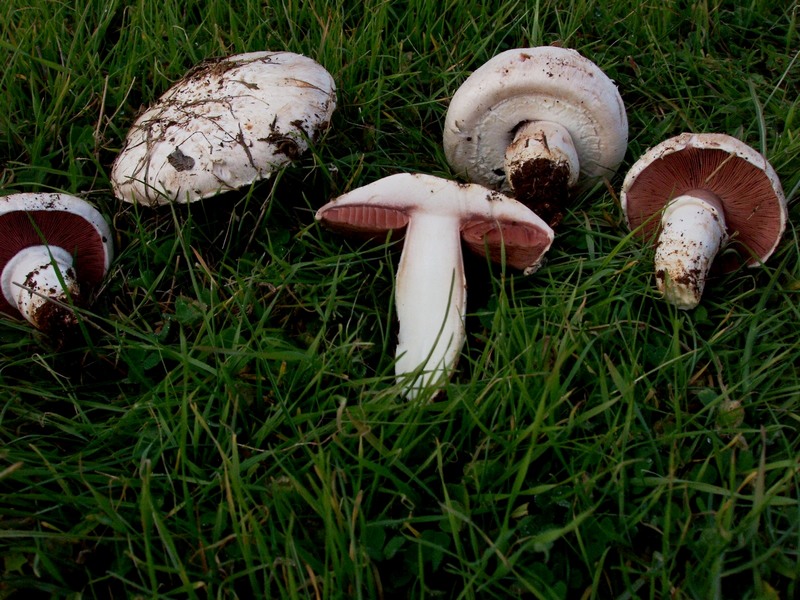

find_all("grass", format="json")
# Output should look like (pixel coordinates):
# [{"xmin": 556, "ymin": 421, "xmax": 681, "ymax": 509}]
[{"xmin": 1, "ymin": 0, "xmax": 799, "ymax": 598}]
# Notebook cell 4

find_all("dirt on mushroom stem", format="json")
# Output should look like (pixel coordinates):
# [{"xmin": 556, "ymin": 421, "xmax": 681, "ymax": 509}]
[
  {"xmin": 655, "ymin": 267, "xmax": 701, "ymax": 288},
  {"xmin": 31, "ymin": 292, "xmax": 84, "ymax": 348},
  {"xmin": 507, "ymin": 157, "xmax": 572, "ymax": 227}
]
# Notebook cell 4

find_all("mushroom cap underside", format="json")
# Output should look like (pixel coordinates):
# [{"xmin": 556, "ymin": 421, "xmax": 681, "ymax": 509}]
[
  {"xmin": 111, "ymin": 51, "xmax": 337, "ymax": 206},
  {"xmin": 0, "ymin": 193, "xmax": 112, "ymax": 315},
  {"xmin": 315, "ymin": 173, "xmax": 554, "ymax": 272},
  {"xmin": 621, "ymin": 133, "xmax": 787, "ymax": 269},
  {"xmin": 443, "ymin": 46, "xmax": 628, "ymax": 191}
]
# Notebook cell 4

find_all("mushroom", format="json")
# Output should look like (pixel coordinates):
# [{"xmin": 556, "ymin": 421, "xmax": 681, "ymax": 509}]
[
  {"xmin": 621, "ymin": 132, "xmax": 787, "ymax": 309},
  {"xmin": 0, "ymin": 193, "xmax": 113, "ymax": 335},
  {"xmin": 443, "ymin": 46, "xmax": 628, "ymax": 226},
  {"xmin": 111, "ymin": 51, "xmax": 336, "ymax": 206},
  {"xmin": 316, "ymin": 173, "xmax": 554, "ymax": 399}
]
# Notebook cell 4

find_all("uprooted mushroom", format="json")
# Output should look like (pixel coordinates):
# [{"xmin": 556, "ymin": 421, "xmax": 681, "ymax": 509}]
[
  {"xmin": 316, "ymin": 172, "xmax": 554, "ymax": 400},
  {"xmin": 443, "ymin": 46, "xmax": 628, "ymax": 227},
  {"xmin": 621, "ymin": 133, "xmax": 787, "ymax": 309},
  {"xmin": 111, "ymin": 51, "xmax": 336, "ymax": 206},
  {"xmin": 1, "ymin": 193, "xmax": 113, "ymax": 339}
]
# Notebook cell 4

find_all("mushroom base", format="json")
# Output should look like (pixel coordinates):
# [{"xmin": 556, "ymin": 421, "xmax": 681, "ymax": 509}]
[
  {"xmin": 507, "ymin": 157, "xmax": 573, "ymax": 227},
  {"xmin": 31, "ymin": 299, "xmax": 83, "ymax": 342},
  {"xmin": 504, "ymin": 120, "xmax": 580, "ymax": 227},
  {"xmin": 1, "ymin": 245, "xmax": 82, "ymax": 332}
]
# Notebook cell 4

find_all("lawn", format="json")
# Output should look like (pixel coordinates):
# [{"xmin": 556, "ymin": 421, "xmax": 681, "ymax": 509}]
[{"xmin": 1, "ymin": 0, "xmax": 799, "ymax": 598}]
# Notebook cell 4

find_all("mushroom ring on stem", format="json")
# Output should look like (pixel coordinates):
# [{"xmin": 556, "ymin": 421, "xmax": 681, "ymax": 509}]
[
  {"xmin": 111, "ymin": 51, "xmax": 336, "ymax": 206},
  {"xmin": 316, "ymin": 173, "xmax": 554, "ymax": 400},
  {"xmin": 0, "ymin": 193, "xmax": 113, "ymax": 334},
  {"xmin": 621, "ymin": 132, "xmax": 787, "ymax": 309},
  {"xmin": 443, "ymin": 46, "xmax": 628, "ymax": 226}
]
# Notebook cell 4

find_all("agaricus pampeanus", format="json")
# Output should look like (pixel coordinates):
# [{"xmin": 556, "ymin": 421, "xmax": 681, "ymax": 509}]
[
  {"xmin": 444, "ymin": 46, "xmax": 628, "ymax": 226},
  {"xmin": 621, "ymin": 132, "xmax": 787, "ymax": 309},
  {"xmin": 316, "ymin": 173, "xmax": 554, "ymax": 400},
  {"xmin": 0, "ymin": 193, "xmax": 113, "ymax": 335},
  {"xmin": 111, "ymin": 51, "xmax": 336, "ymax": 206}
]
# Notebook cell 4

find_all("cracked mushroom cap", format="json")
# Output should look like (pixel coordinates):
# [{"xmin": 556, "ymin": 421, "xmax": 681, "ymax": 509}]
[
  {"xmin": 315, "ymin": 173, "xmax": 555, "ymax": 274},
  {"xmin": 621, "ymin": 132, "xmax": 787, "ymax": 270},
  {"xmin": 443, "ymin": 46, "xmax": 628, "ymax": 191},
  {"xmin": 111, "ymin": 51, "xmax": 336, "ymax": 206},
  {"xmin": 0, "ymin": 193, "xmax": 113, "ymax": 316}
]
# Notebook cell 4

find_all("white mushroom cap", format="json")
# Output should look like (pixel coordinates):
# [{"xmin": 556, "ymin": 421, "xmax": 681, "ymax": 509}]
[
  {"xmin": 0, "ymin": 193, "xmax": 113, "ymax": 332},
  {"xmin": 111, "ymin": 51, "xmax": 336, "ymax": 206},
  {"xmin": 443, "ymin": 46, "xmax": 628, "ymax": 192},
  {"xmin": 316, "ymin": 173, "xmax": 554, "ymax": 399},
  {"xmin": 621, "ymin": 132, "xmax": 787, "ymax": 271}
]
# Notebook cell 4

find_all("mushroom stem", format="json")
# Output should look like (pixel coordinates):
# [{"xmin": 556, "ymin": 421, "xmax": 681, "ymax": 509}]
[
  {"xmin": 1, "ymin": 245, "xmax": 80, "ymax": 329},
  {"xmin": 394, "ymin": 213, "xmax": 466, "ymax": 400},
  {"xmin": 504, "ymin": 120, "xmax": 580, "ymax": 226},
  {"xmin": 654, "ymin": 191, "xmax": 728, "ymax": 310}
]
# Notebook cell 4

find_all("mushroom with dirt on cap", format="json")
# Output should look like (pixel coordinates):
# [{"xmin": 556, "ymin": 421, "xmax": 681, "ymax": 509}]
[
  {"xmin": 0, "ymin": 192, "xmax": 113, "ymax": 337},
  {"xmin": 111, "ymin": 51, "xmax": 336, "ymax": 206},
  {"xmin": 443, "ymin": 46, "xmax": 628, "ymax": 227},
  {"xmin": 621, "ymin": 132, "xmax": 787, "ymax": 310},
  {"xmin": 316, "ymin": 172, "xmax": 554, "ymax": 400}
]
